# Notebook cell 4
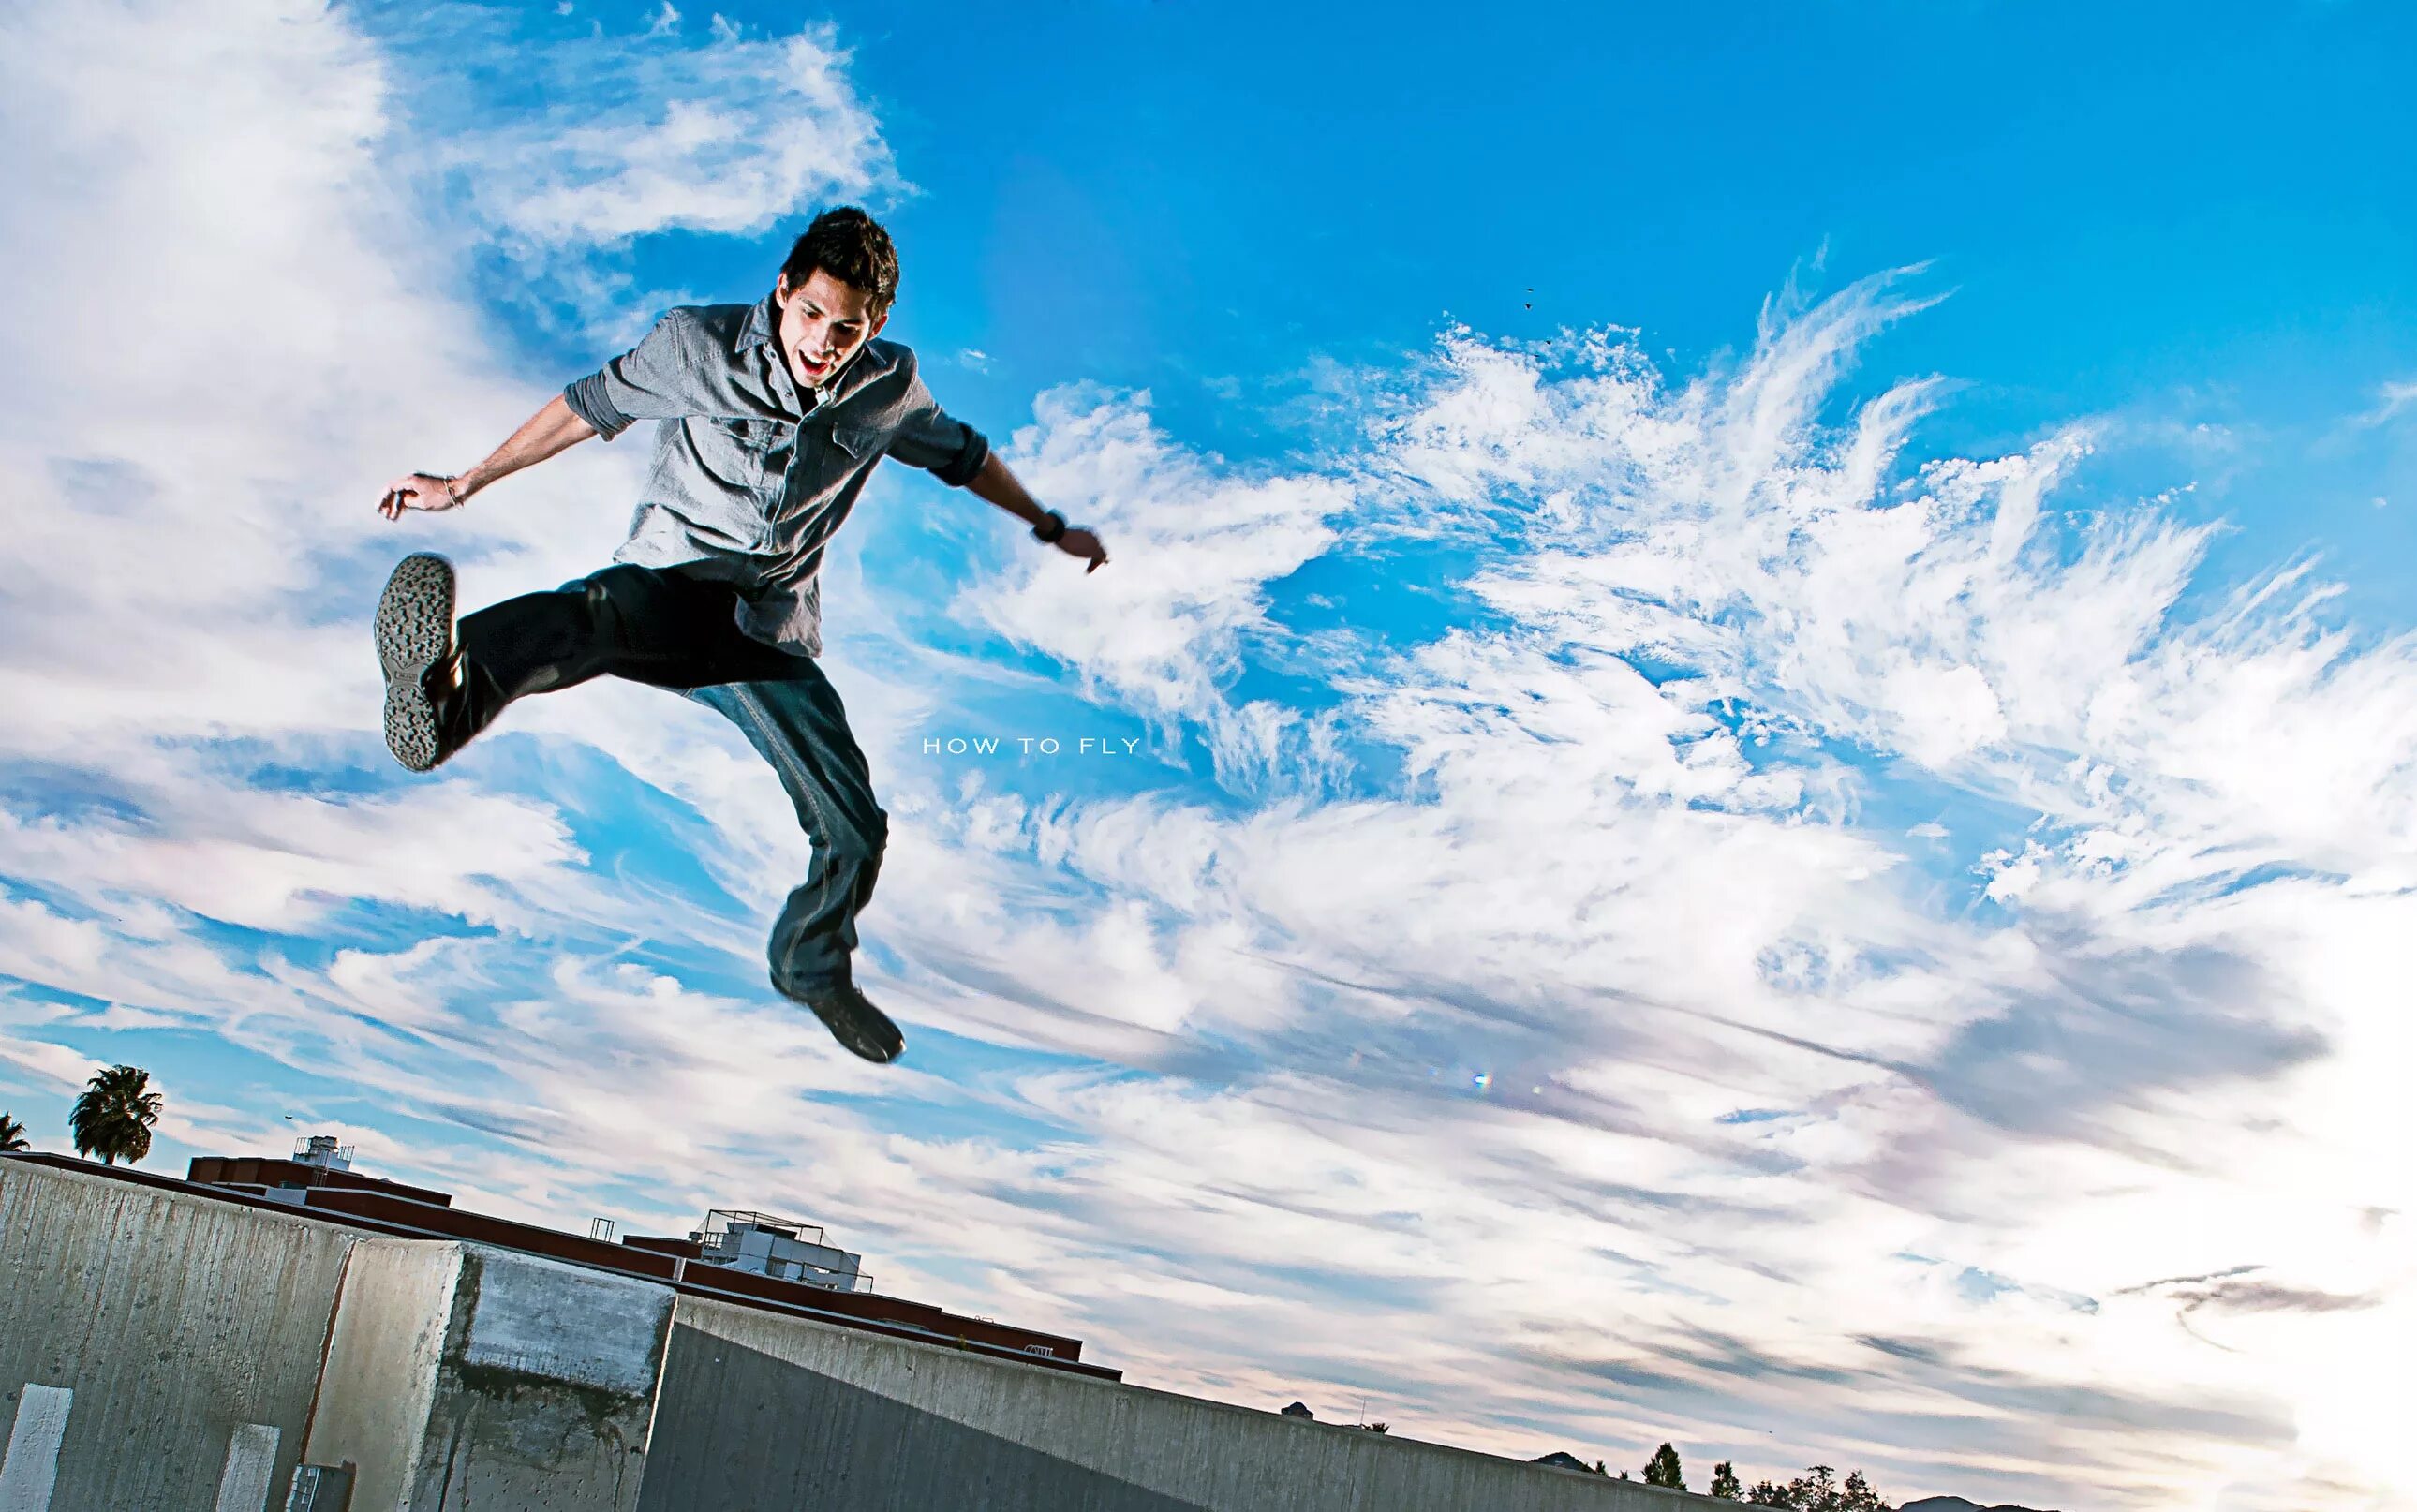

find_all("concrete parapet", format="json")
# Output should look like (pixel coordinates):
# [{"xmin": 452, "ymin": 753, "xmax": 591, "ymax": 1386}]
[
  {"xmin": 302, "ymin": 1238, "xmax": 675, "ymax": 1510},
  {"xmin": 296, "ymin": 1238, "xmax": 459, "ymax": 1510},
  {"xmin": 5, "ymin": 1159, "xmax": 677, "ymax": 1512},
  {"xmin": 3, "ymin": 1156, "xmax": 1735, "ymax": 1512},
  {"xmin": 408, "ymin": 1247, "xmax": 670, "ymax": 1509},
  {"xmin": 637, "ymin": 1295, "xmax": 1715, "ymax": 1512},
  {"xmin": 0, "ymin": 1157, "xmax": 348, "ymax": 1510}
]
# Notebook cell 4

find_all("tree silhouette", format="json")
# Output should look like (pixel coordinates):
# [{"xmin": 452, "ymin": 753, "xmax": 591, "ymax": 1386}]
[
  {"xmin": 1711, "ymin": 1460, "xmax": 1744, "ymax": 1499},
  {"xmin": 68, "ymin": 1065, "xmax": 160, "ymax": 1165},
  {"xmin": 1645, "ymin": 1442, "xmax": 1688, "ymax": 1490},
  {"xmin": 1742, "ymin": 1463, "xmax": 1890, "ymax": 1510},
  {"xmin": 0, "ymin": 1112, "xmax": 28, "ymax": 1151}
]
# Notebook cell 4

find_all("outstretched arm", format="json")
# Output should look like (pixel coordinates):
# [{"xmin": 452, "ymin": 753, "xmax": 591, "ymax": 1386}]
[
  {"xmin": 377, "ymin": 394, "xmax": 599, "ymax": 520},
  {"xmin": 963, "ymin": 452, "xmax": 1108, "ymax": 572}
]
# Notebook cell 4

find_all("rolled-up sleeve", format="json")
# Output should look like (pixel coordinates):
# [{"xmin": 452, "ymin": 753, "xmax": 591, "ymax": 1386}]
[
  {"xmin": 886, "ymin": 367, "xmax": 991, "ymax": 486},
  {"xmin": 563, "ymin": 308, "xmax": 717, "ymax": 442}
]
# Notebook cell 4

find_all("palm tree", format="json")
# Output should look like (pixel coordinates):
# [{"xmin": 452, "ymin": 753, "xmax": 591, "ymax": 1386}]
[
  {"xmin": 0, "ymin": 1112, "xmax": 29, "ymax": 1152},
  {"xmin": 68, "ymin": 1065, "xmax": 161, "ymax": 1165}
]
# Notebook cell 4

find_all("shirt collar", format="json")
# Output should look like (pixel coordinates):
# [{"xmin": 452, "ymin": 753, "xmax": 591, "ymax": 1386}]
[{"xmin": 739, "ymin": 288, "xmax": 781, "ymax": 351}]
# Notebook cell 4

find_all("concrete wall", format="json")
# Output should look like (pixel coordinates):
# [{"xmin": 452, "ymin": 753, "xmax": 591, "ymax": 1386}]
[
  {"xmin": 1, "ymin": 1159, "xmax": 1736, "ymax": 1512},
  {"xmin": 299, "ymin": 1238, "xmax": 462, "ymax": 1511},
  {"xmin": 637, "ymin": 1296, "xmax": 1722, "ymax": 1512},
  {"xmin": 0, "ymin": 1159, "xmax": 352, "ymax": 1512},
  {"xmin": 304, "ymin": 1238, "xmax": 675, "ymax": 1512},
  {"xmin": 2, "ymin": 1162, "xmax": 682, "ymax": 1512},
  {"xmin": 398, "ymin": 1247, "xmax": 672, "ymax": 1511}
]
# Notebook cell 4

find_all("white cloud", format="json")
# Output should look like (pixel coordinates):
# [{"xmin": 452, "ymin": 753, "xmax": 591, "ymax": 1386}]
[
  {"xmin": 437, "ymin": 17, "xmax": 902, "ymax": 249},
  {"xmin": 2356, "ymin": 378, "xmax": 2417, "ymax": 427},
  {"xmin": 909, "ymin": 275, "xmax": 2417, "ymax": 1505},
  {"xmin": 959, "ymin": 385, "xmax": 1357, "ymax": 790}
]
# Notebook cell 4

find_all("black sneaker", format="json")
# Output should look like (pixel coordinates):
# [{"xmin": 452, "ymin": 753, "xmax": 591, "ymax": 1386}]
[
  {"xmin": 775, "ymin": 967, "xmax": 906, "ymax": 1064},
  {"xmin": 376, "ymin": 553, "xmax": 463, "ymax": 773}
]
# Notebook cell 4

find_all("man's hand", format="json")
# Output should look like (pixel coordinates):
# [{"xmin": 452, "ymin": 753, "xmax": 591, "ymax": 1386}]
[
  {"xmin": 376, "ymin": 396, "xmax": 600, "ymax": 523},
  {"xmin": 378, "ymin": 472, "xmax": 464, "ymax": 520},
  {"xmin": 1055, "ymin": 527, "xmax": 1108, "ymax": 573},
  {"xmin": 965, "ymin": 453, "xmax": 1108, "ymax": 572}
]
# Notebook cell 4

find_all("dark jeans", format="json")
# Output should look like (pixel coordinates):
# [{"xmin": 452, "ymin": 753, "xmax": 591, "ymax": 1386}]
[{"xmin": 454, "ymin": 564, "xmax": 886, "ymax": 987}]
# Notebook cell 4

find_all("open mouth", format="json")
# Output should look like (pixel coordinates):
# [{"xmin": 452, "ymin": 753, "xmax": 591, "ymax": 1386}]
[{"xmin": 796, "ymin": 352, "xmax": 833, "ymax": 379}]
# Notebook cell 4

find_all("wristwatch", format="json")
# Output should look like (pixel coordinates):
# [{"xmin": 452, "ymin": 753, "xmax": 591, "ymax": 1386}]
[{"xmin": 1031, "ymin": 510, "xmax": 1067, "ymax": 544}]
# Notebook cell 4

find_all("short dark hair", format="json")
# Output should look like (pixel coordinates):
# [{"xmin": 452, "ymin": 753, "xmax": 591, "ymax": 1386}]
[{"xmin": 779, "ymin": 206, "xmax": 899, "ymax": 318}]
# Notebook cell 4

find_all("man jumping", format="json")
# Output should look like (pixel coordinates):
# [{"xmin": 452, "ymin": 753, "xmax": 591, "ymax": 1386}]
[{"xmin": 372, "ymin": 207, "xmax": 1106, "ymax": 1064}]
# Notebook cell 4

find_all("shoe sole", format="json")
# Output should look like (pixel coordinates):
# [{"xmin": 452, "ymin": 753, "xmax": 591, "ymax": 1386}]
[{"xmin": 376, "ymin": 553, "xmax": 456, "ymax": 773}]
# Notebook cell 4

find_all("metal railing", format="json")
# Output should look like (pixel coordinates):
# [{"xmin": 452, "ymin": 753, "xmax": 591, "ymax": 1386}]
[
  {"xmin": 686, "ymin": 1208, "xmax": 871, "ymax": 1292},
  {"xmin": 292, "ymin": 1137, "xmax": 354, "ymax": 1166}
]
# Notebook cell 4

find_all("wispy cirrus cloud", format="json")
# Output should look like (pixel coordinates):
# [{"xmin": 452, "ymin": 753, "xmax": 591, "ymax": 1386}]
[
  {"xmin": 908, "ymin": 272, "xmax": 2415, "ymax": 1506},
  {"xmin": 441, "ymin": 17, "xmax": 901, "ymax": 249},
  {"xmin": 956, "ymin": 384, "xmax": 1358, "ymax": 790},
  {"xmin": 2355, "ymin": 378, "xmax": 2417, "ymax": 428}
]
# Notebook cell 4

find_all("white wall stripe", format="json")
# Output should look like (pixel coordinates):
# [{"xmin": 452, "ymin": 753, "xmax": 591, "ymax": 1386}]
[
  {"xmin": 213, "ymin": 1423, "xmax": 280, "ymax": 1512},
  {"xmin": 0, "ymin": 1385, "xmax": 71, "ymax": 1512}
]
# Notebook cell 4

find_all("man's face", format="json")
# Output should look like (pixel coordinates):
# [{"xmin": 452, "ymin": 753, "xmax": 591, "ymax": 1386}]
[{"xmin": 774, "ymin": 267, "xmax": 886, "ymax": 393}]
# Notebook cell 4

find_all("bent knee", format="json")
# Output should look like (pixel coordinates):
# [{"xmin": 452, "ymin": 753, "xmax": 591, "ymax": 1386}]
[
  {"xmin": 817, "ymin": 814, "xmax": 885, "ymax": 862},
  {"xmin": 580, "ymin": 566, "xmax": 656, "ymax": 635}
]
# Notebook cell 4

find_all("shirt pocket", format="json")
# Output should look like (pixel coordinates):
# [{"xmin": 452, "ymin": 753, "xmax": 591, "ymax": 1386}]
[
  {"xmin": 696, "ymin": 417, "xmax": 790, "ymax": 485},
  {"xmin": 794, "ymin": 421, "xmax": 882, "ymax": 497},
  {"xmin": 828, "ymin": 423, "xmax": 884, "ymax": 465},
  {"xmin": 731, "ymin": 418, "xmax": 795, "ymax": 476}
]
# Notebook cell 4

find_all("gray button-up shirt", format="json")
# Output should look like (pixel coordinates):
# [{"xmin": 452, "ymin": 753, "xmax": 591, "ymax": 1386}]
[{"xmin": 562, "ymin": 289, "xmax": 990, "ymax": 657}]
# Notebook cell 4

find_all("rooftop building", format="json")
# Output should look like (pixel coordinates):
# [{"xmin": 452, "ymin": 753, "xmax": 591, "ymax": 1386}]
[
  {"xmin": 688, "ymin": 1208, "xmax": 867, "ymax": 1291},
  {"xmin": 181, "ymin": 1134, "xmax": 1090, "ymax": 1371}
]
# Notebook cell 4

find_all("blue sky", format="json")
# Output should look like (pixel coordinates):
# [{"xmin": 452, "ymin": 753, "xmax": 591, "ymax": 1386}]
[
  {"xmin": 629, "ymin": 0, "xmax": 2417, "ymax": 591},
  {"xmin": 1, "ymin": 3, "xmax": 2413, "ymax": 1508}
]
